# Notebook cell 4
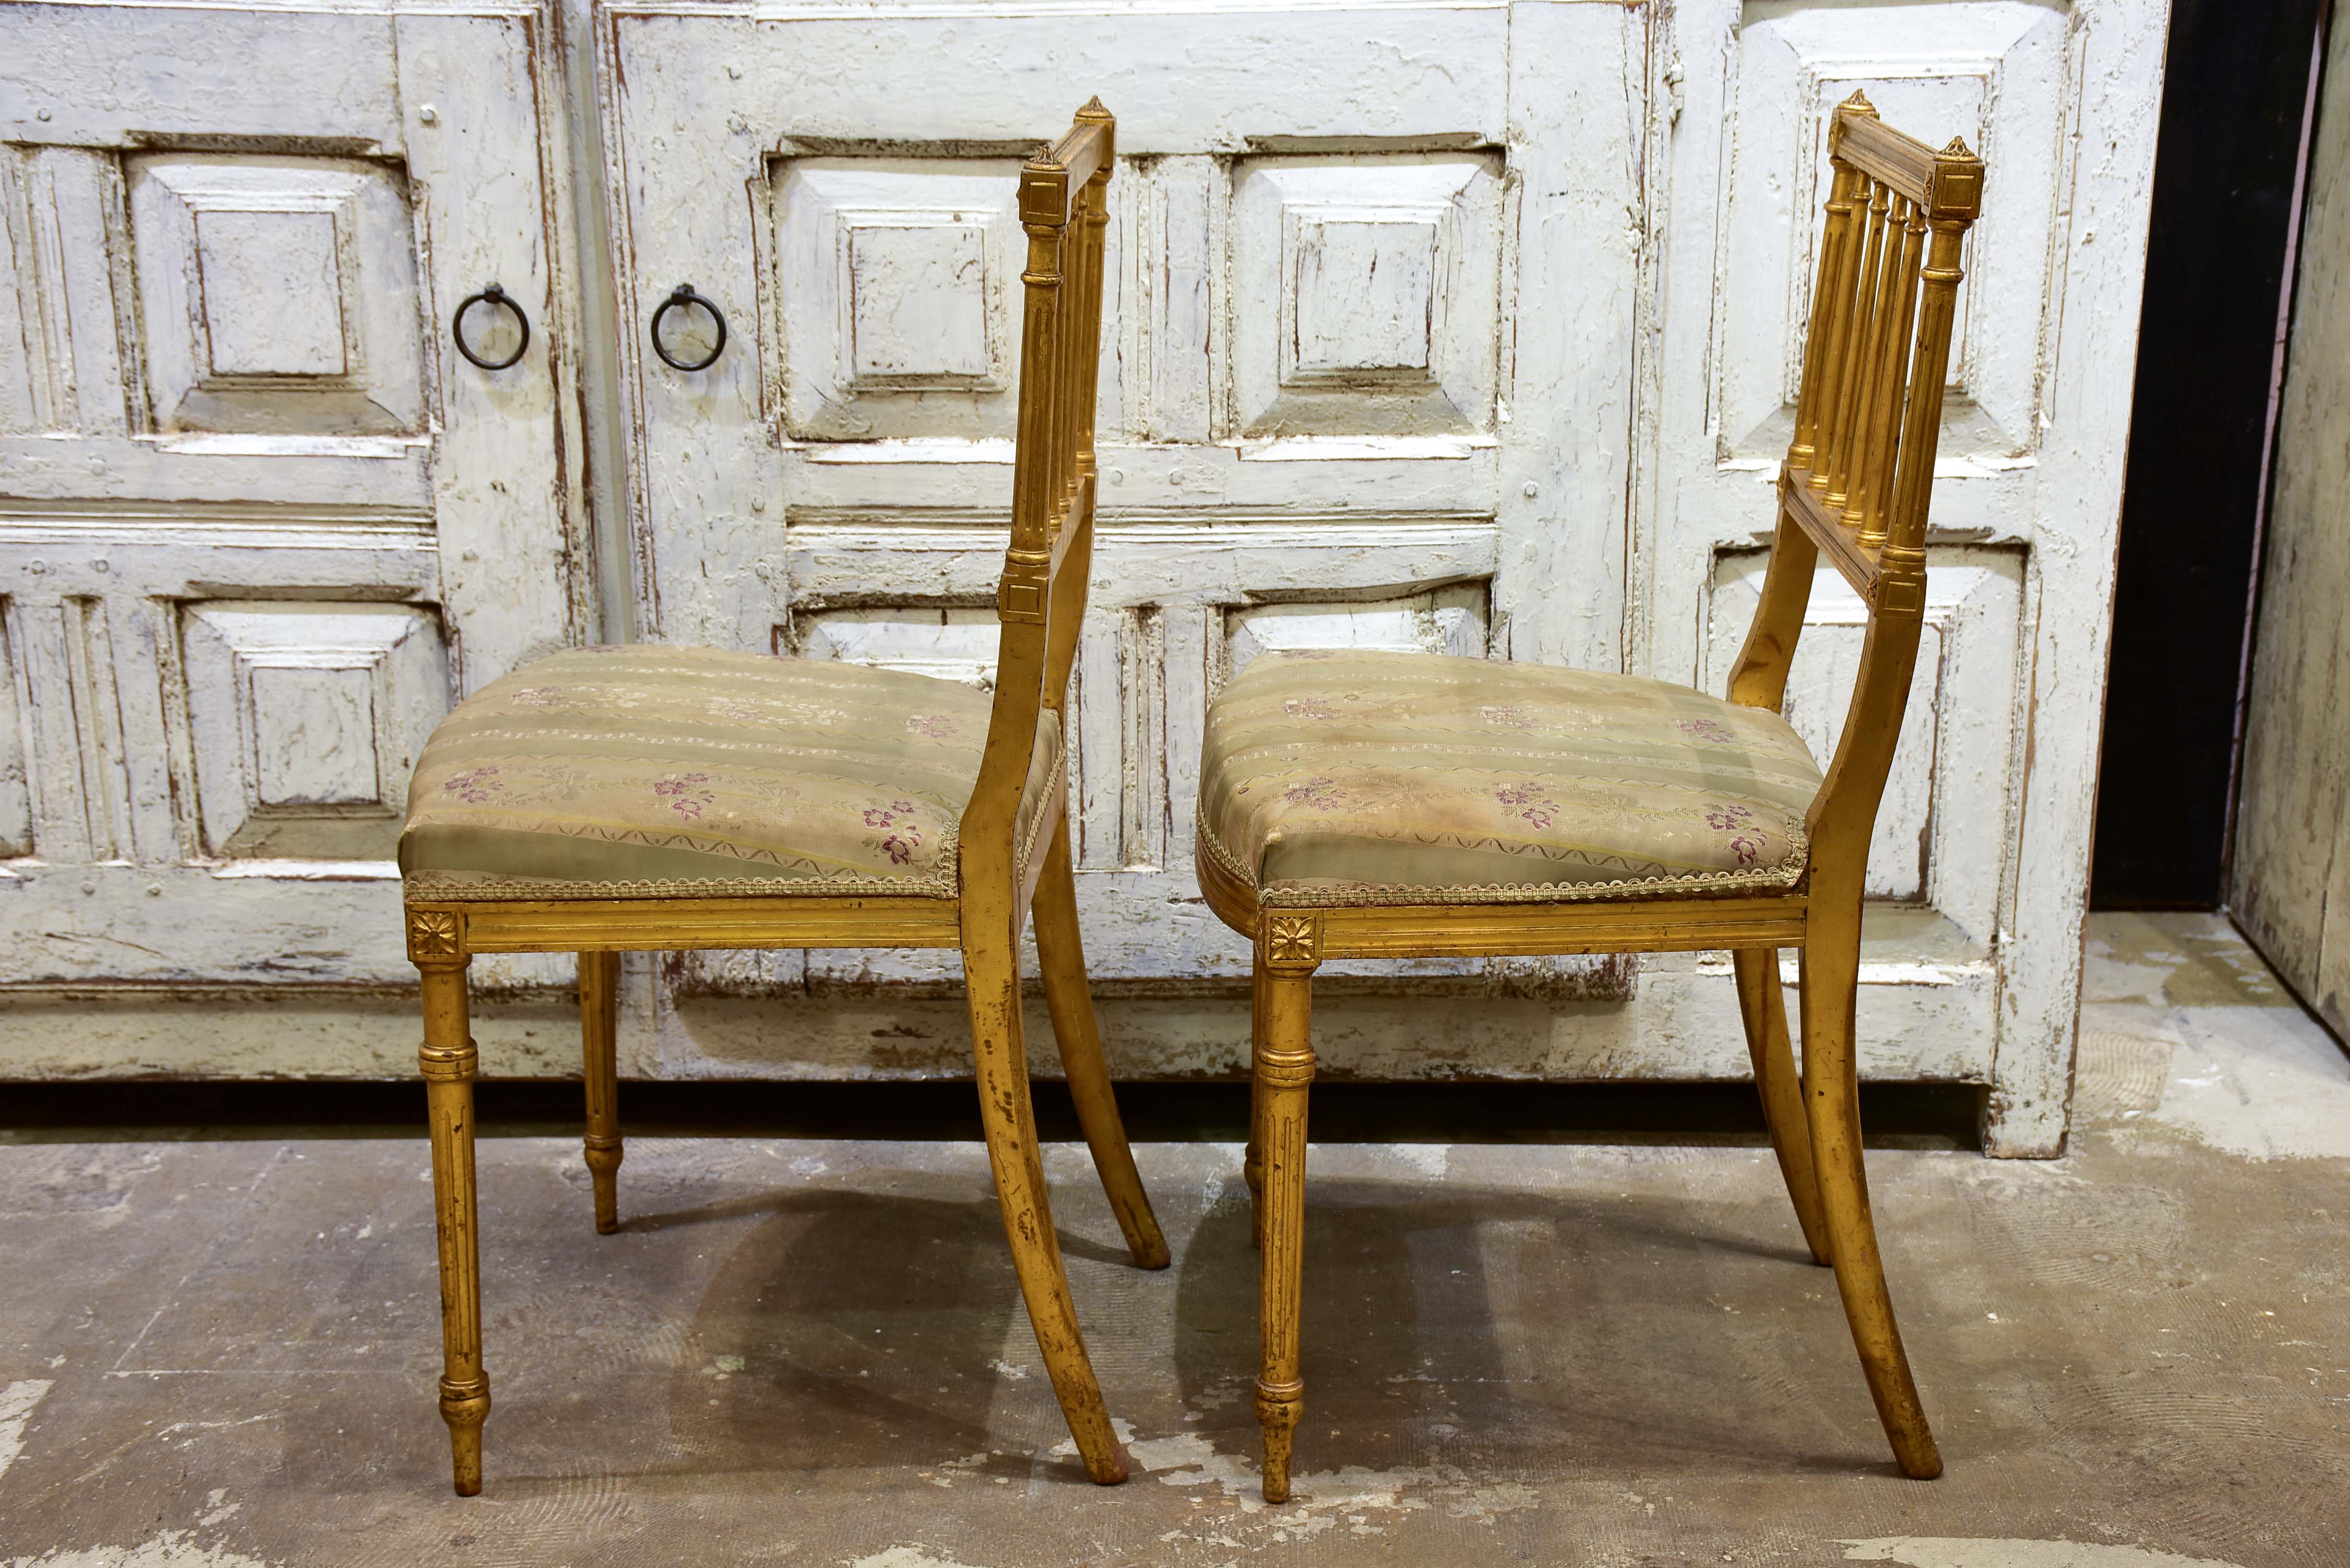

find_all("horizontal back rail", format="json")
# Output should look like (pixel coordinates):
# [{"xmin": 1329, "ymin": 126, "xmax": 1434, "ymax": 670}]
[
  {"xmin": 1836, "ymin": 113, "xmax": 1939, "ymax": 209},
  {"xmin": 1782, "ymin": 470, "xmax": 1882, "ymax": 600}
]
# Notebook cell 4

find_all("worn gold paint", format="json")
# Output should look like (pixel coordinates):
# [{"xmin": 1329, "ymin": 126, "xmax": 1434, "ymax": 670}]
[
  {"xmin": 1206, "ymin": 97, "xmax": 1983, "ymax": 1501},
  {"xmin": 403, "ymin": 101, "xmax": 1166, "ymax": 1496}
]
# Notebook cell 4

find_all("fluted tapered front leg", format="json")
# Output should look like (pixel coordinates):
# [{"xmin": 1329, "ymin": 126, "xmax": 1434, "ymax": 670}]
[
  {"xmin": 1253, "ymin": 913, "xmax": 1320, "ymax": 1503},
  {"xmin": 579, "ymin": 950, "xmax": 623, "ymax": 1235},
  {"xmin": 1246, "ymin": 952, "xmax": 1269, "ymax": 1249},
  {"xmin": 416, "ymin": 943, "xmax": 490, "ymax": 1495}
]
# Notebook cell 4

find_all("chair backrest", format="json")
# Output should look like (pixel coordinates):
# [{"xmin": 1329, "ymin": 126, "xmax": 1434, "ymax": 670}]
[
  {"xmin": 963, "ymin": 99, "xmax": 1114, "ymax": 884},
  {"xmin": 1724, "ymin": 93, "xmax": 1985, "ymax": 893}
]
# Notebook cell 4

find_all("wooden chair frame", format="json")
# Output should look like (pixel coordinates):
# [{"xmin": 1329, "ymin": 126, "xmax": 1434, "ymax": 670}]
[
  {"xmin": 404, "ymin": 101, "xmax": 1166, "ymax": 1495},
  {"xmin": 1201, "ymin": 95, "xmax": 1985, "ymax": 1502}
]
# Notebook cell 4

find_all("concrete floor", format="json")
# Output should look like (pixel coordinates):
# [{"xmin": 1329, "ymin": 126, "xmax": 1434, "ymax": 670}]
[{"xmin": 2, "ymin": 913, "xmax": 2346, "ymax": 1568}]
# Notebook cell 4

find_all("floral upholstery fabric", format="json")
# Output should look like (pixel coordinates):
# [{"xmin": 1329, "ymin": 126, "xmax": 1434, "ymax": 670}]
[
  {"xmin": 399, "ymin": 645, "xmax": 1060, "ymax": 901},
  {"xmin": 1197, "ymin": 650, "xmax": 1823, "ymax": 907}
]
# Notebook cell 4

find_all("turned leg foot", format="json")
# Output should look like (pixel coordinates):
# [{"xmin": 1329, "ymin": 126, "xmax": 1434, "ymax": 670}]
[
  {"xmin": 580, "ymin": 950, "xmax": 623, "ymax": 1235},
  {"xmin": 437, "ymin": 1375, "xmax": 491, "ymax": 1496}
]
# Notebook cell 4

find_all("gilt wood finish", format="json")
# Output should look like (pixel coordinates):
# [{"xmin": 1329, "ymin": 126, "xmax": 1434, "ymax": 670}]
[
  {"xmin": 1210, "ymin": 96, "xmax": 1982, "ymax": 1504},
  {"xmin": 402, "ymin": 101, "xmax": 1168, "ymax": 1497}
]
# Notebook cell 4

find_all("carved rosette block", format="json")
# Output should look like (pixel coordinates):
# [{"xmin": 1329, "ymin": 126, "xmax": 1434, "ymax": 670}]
[
  {"xmin": 407, "ymin": 907, "xmax": 463, "ymax": 964},
  {"xmin": 1261, "ymin": 912, "xmax": 1321, "ymax": 972}
]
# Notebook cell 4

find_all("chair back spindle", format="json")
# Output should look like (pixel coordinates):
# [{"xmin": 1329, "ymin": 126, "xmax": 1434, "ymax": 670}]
[{"xmin": 1727, "ymin": 93, "xmax": 1984, "ymax": 879}]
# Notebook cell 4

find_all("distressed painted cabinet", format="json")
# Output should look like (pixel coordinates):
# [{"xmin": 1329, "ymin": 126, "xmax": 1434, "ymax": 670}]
[
  {"xmin": 0, "ymin": 0, "xmax": 2166, "ymax": 1155},
  {"xmin": 0, "ymin": 0, "xmax": 591, "ymax": 1065}
]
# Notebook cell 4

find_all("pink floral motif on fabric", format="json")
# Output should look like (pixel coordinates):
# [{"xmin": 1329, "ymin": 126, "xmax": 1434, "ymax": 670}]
[
  {"xmin": 1677, "ymin": 717, "xmax": 1736, "ymax": 743},
  {"xmin": 1283, "ymin": 697, "xmax": 1340, "ymax": 721},
  {"xmin": 654, "ymin": 771, "xmax": 716, "ymax": 821},
  {"xmin": 1706, "ymin": 801, "xmax": 1765, "ymax": 865},
  {"xmin": 863, "ymin": 799, "xmax": 924, "ymax": 864},
  {"xmin": 906, "ymin": 714, "xmax": 959, "ymax": 738},
  {"xmin": 1494, "ymin": 781, "xmax": 1560, "ymax": 830},
  {"xmin": 442, "ymin": 766, "xmax": 503, "ymax": 803},
  {"xmin": 1282, "ymin": 777, "xmax": 1351, "ymax": 811}
]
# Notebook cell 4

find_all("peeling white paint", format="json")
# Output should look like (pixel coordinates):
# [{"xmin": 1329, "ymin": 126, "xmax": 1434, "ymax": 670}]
[
  {"xmin": 3, "ymin": 1534, "xmax": 277, "ymax": 1568},
  {"xmin": 0, "ymin": 1379, "xmax": 52, "ymax": 1481},
  {"xmin": 845, "ymin": 1549, "xmax": 990, "ymax": 1568},
  {"xmin": 1124, "ymin": 1426, "xmax": 1537, "ymax": 1533},
  {"xmin": 1842, "ymin": 1539, "xmax": 2249, "ymax": 1568}
]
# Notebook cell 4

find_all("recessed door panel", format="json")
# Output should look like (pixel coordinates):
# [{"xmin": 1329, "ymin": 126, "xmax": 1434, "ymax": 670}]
[{"xmin": 129, "ymin": 155, "xmax": 426, "ymax": 438}]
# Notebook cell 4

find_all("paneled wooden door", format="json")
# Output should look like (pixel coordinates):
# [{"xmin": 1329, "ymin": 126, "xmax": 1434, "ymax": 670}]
[
  {"xmin": 1653, "ymin": 0, "xmax": 2166, "ymax": 1153},
  {"xmin": 0, "ymin": 2, "xmax": 589, "ymax": 1019},
  {"xmin": 596, "ymin": 1, "xmax": 1651, "ymax": 1067}
]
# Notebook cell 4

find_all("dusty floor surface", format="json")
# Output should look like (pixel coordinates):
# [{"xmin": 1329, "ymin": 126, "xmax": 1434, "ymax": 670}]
[{"xmin": 2, "ymin": 913, "xmax": 2346, "ymax": 1567}]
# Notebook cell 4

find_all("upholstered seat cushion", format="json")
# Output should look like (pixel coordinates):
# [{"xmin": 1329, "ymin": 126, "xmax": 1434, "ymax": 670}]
[
  {"xmin": 399, "ymin": 645, "xmax": 1060, "ymax": 900},
  {"xmin": 1197, "ymin": 650, "xmax": 1822, "ymax": 907}
]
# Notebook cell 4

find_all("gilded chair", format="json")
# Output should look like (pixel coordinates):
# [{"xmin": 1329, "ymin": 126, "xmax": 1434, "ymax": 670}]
[
  {"xmin": 396, "ymin": 100, "xmax": 1162, "ymax": 1495},
  {"xmin": 1196, "ymin": 95, "xmax": 1984, "ymax": 1502}
]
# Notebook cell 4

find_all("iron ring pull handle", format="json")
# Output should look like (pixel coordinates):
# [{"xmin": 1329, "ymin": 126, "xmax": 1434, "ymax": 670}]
[
  {"xmin": 651, "ymin": 283, "xmax": 727, "ymax": 372},
  {"xmin": 451, "ymin": 282, "xmax": 530, "ymax": 371}
]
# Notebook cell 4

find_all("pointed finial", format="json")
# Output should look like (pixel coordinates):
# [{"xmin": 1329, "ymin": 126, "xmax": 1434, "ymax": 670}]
[
  {"xmin": 1841, "ymin": 89, "xmax": 1879, "ymax": 117},
  {"xmin": 1079, "ymin": 95, "xmax": 1110, "ymax": 117},
  {"xmin": 1927, "ymin": 135, "xmax": 1987, "ymax": 222}
]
